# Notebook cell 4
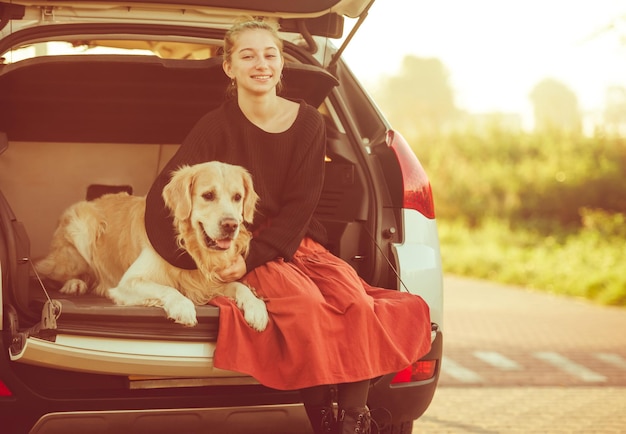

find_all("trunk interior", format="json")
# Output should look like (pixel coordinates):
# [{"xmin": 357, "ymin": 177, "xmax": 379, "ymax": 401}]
[{"xmin": 0, "ymin": 53, "xmax": 378, "ymax": 343}]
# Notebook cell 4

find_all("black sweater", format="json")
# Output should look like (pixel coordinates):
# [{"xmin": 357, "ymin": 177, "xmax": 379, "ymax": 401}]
[{"xmin": 144, "ymin": 99, "xmax": 328, "ymax": 271}]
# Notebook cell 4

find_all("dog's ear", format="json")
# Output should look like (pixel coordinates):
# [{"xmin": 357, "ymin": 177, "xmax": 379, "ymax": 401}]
[
  {"xmin": 241, "ymin": 168, "xmax": 259, "ymax": 224},
  {"xmin": 162, "ymin": 165, "xmax": 195, "ymax": 221}
]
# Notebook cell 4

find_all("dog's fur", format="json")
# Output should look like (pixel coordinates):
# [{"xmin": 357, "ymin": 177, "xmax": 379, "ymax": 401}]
[{"xmin": 35, "ymin": 161, "xmax": 269, "ymax": 331}]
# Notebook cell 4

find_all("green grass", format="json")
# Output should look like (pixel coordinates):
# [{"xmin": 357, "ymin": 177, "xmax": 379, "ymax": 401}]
[{"xmin": 438, "ymin": 218, "xmax": 626, "ymax": 306}]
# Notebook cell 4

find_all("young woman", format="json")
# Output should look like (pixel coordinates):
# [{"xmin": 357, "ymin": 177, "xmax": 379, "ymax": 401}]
[{"xmin": 145, "ymin": 18, "xmax": 432, "ymax": 434}]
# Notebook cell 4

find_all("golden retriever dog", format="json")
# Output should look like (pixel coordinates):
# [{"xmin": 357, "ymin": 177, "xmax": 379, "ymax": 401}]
[{"xmin": 35, "ymin": 161, "xmax": 269, "ymax": 331}]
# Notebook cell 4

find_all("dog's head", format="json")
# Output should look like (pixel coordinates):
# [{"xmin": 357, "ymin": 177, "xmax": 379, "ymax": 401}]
[{"xmin": 162, "ymin": 161, "xmax": 258, "ymax": 253}]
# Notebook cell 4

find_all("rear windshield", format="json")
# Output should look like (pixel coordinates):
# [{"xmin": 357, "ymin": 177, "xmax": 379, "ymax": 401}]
[{"xmin": 2, "ymin": 39, "xmax": 217, "ymax": 64}]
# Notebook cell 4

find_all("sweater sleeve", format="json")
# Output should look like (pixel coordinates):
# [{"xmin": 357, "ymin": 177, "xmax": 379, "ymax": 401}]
[
  {"xmin": 144, "ymin": 109, "xmax": 222, "ymax": 269},
  {"xmin": 244, "ymin": 107, "xmax": 326, "ymax": 271}
]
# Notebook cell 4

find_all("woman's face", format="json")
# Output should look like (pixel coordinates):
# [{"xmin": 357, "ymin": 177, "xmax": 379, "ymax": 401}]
[{"xmin": 223, "ymin": 28, "xmax": 284, "ymax": 97}]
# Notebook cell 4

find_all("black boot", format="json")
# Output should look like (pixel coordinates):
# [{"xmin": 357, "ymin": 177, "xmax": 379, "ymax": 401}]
[
  {"xmin": 305, "ymin": 405, "xmax": 337, "ymax": 434},
  {"xmin": 338, "ymin": 406, "xmax": 372, "ymax": 434}
]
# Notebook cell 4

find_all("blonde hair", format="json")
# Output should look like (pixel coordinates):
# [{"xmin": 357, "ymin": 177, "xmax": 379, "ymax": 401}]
[
  {"xmin": 223, "ymin": 17, "xmax": 284, "ymax": 96},
  {"xmin": 223, "ymin": 17, "xmax": 283, "ymax": 63}
]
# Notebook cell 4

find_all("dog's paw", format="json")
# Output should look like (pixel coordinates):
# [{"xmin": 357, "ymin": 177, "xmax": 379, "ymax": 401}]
[
  {"xmin": 165, "ymin": 298, "xmax": 198, "ymax": 327},
  {"xmin": 60, "ymin": 279, "xmax": 88, "ymax": 295},
  {"xmin": 239, "ymin": 296, "xmax": 269, "ymax": 332}
]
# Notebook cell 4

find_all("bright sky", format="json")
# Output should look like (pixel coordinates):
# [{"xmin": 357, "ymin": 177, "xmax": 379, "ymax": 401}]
[{"xmin": 341, "ymin": 0, "xmax": 626, "ymax": 115}]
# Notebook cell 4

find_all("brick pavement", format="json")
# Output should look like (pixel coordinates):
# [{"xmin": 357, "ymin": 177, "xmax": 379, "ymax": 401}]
[
  {"xmin": 441, "ymin": 275, "xmax": 626, "ymax": 352},
  {"xmin": 411, "ymin": 276, "xmax": 626, "ymax": 433},
  {"xmin": 413, "ymin": 387, "xmax": 626, "ymax": 433}
]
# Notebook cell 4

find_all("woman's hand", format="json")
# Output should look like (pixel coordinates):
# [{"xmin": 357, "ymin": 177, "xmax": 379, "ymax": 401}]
[{"xmin": 218, "ymin": 255, "xmax": 247, "ymax": 282}]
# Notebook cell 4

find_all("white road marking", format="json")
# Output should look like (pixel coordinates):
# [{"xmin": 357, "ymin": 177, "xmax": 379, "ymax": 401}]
[
  {"xmin": 473, "ymin": 351, "xmax": 522, "ymax": 370},
  {"xmin": 533, "ymin": 351, "xmax": 607, "ymax": 382},
  {"xmin": 442, "ymin": 357, "xmax": 483, "ymax": 383},
  {"xmin": 594, "ymin": 353, "xmax": 626, "ymax": 370}
]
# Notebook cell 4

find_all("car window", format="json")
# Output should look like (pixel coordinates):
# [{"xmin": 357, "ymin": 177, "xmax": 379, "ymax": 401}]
[{"xmin": 1, "ymin": 39, "xmax": 218, "ymax": 64}]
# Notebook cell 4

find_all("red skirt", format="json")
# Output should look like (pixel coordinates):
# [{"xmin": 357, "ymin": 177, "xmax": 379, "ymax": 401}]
[{"xmin": 209, "ymin": 238, "xmax": 431, "ymax": 390}]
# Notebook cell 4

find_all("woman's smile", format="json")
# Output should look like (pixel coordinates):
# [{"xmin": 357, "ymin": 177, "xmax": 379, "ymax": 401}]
[{"xmin": 224, "ymin": 28, "xmax": 283, "ymax": 95}]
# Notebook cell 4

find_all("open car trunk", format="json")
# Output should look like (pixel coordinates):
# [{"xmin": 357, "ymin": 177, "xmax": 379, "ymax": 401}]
[{"xmin": 0, "ymin": 51, "xmax": 381, "ymax": 378}]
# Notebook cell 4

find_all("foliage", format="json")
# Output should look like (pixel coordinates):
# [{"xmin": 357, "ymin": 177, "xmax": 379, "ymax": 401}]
[
  {"xmin": 438, "ymin": 218, "xmax": 626, "ymax": 306},
  {"xmin": 414, "ymin": 128, "xmax": 626, "ymax": 227},
  {"xmin": 604, "ymin": 85, "xmax": 626, "ymax": 131},
  {"xmin": 408, "ymin": 127, "xmax": 626, "ymax": 306}
]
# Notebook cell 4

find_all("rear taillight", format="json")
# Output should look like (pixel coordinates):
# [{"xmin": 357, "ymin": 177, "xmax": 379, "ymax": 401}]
[
  {"xmin": 0, "ymin": 380, "xmax": 13, "ymax": 397},
  {"xmin": 386, "ymin": 130, "xmax": 435, "ymax": 219},
  {"xmin": 391, "ymin": 360, "xmax": 437, "ymax": 384}
]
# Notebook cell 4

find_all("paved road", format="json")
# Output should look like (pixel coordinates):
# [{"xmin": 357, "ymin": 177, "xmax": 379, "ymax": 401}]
[
  {"xmin": 413, "ymin": 387, "xmax": 626, "ymax": 433},
  {"xmin": 412, "ymin": 275, "xmax": 626, "ymax": 433},
  {"xmin": 439, "ymin": 275, "xmax": 626, "ymax": 387}
]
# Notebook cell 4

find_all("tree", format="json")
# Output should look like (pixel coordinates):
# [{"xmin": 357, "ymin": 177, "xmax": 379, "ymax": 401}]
[
  {"xmin": 374, "ymin": 55, "xmax": 456, "ymax": 136},
  {"xmin": 604, "ymin": 85, "xmax": 626, "ymax": 135},
  {"xmin": 529, "ymin": 78, "xmax": 581, "ymax": 134}
]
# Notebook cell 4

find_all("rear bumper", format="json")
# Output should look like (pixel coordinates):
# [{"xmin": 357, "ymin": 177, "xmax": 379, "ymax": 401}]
[
  {"xmin": 0, "ymin": 342, "xmax": 306, "ymax": 433},
  {"xmin": 0, "ymin": 330, "xmax": 442, "ymax": 433},
  {"xmin": 28, "ymin": 404, "xmax": 312, "ymax": 434},
  {"xmin": 10, "ymin": 333, "xmax": 247, "ymax": 379}
]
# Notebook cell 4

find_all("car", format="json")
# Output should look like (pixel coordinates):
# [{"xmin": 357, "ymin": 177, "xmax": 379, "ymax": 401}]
[{"xmin": 0, "ymin": 1, "xmax": 443, "ymax": 433}]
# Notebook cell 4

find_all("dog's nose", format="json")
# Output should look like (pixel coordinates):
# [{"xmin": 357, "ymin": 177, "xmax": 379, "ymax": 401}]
[{"xmin": 220, "ymin": 218, "xmax": 239, "ymax": 234}]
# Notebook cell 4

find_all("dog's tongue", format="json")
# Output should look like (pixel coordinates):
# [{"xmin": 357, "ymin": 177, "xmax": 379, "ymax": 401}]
[{"xmin": 216, "ymin": 239, "xmax": 232, "ymax": 250}]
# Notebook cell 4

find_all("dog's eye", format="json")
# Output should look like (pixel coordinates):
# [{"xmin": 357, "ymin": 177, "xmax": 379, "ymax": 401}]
[
  {"xmin": 233, "ymin": 193, "xmax": 242, "ymax": 202},
  {"xmin": 202, "ymin": 191, "xmax": 215, "ymax": 201}
]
